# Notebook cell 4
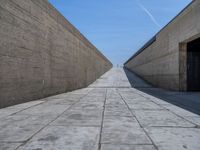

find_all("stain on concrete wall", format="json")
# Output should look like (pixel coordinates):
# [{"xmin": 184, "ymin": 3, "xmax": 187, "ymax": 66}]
[
  {"xmin": 125, "ymin": 0, "xmax": 200, "ymax": 91},
  {"xmin": 0, "ymin": 0, "xmax": 112, "ymax": 108}
]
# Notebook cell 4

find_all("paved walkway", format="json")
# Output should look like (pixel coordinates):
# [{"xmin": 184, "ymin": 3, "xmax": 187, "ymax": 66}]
[
  {"xmin": 124, "ymin": 69, "xmax": 200, "ymax": 115},
  {"xmin": 0, "ymin": 68, "xmax": 200, "ymax": 150}
]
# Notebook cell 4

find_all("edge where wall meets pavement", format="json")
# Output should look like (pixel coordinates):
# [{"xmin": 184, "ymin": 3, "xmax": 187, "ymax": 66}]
[{"xmin": 0, "ymin": 0, "xmax": 112, "ymax": 108}]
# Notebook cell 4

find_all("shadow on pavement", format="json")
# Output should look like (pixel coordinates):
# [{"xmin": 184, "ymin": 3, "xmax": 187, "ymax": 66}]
[{"xmin": 124, "ymin": 68, "xmax": 200, "ymax": 115}]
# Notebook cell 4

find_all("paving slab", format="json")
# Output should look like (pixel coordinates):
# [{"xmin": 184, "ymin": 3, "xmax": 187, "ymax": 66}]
[
  {"xmin": 105, "ymin": 104, "xmax": 128, "ymax": 110},
  {"xmin": 0, "ymin": 100, "xmax": 44, "ymax": 119},
  {"xmin": 107, "ymin": 89, "xmax": 121, "ymax": 99},
  {"xmin": 104, "ymin": 108, "xmax": 132, "ymax": 117},
  {"xmin": 133, "ymin": 110, "xmax": 195, "ymax": 127},
  {"xmin": 0, "ymin": 114, "xmax": 57, "ymax": 126},
  {"xmin": 106, "ymin": 98, "xmax": 125, "ymax": 105},
  {"xmin": 51, "ymin": 109, "xmax": 103, "ymax": 127},
  {"xmin": 119, "ymin": 93, "xmax": 142, "ymax": 99},
  {"xmin": 104, "ymin": 104, "xmax": 132, "ymax": 117},
  {"xmin": 184, "ymin": 116, "xmax": 200, "ymax": 126},
  {"xmin": 148, "ymin": 97, "xmax": 171, "ymax": 105},
  {"xmin": 103, "ymin": 116, "xmax": 141, "ymax": 128},
  {"xmin": 72, "ymin": 102, "xmax": 104, "ymax": 110},
  {"xmin": 44, "ymin": 97, "xmax": 80, "ymax": 105},
  {"xmin": 101, "ymin": 144, "xmax": 156, "ymax": 150},
  {"xmin": 0, "ymin": 143, "xmax": 22, "ymax": 150},
  {"xmin": 162, "ymin": 104, "xmax": 199, "ymax": 117},
  {"xmin": 4, "ymin": 101, "xmax": 45, "ymax": 110},
  {"xmin": 118, "ymin": 88, "xmax": 136, "ymax": 92},
  {"xmin": 44, "ymin": 93, "xmax": 83, "ymax": 101},
  {"xmin": 126, "ymin": 101, "xmax": 163, "ymax": 110},
  {"xmin": 17, "ymin": 126, "xmax": 100, "ymax": 150},
  {"xmin": 87, "ymin": 93, "xmax": 106, "ymax": 97},
  {"xmin": 124, "ymin": 97, "xmax": 151, "ymax": 103},
  {"xmin": 16, "ymin": 103, "xmax": 70, "ymax": 116},
  {"xmin": 0, "ymin": 121, "xmax": 43, "ymax": 142},
  {"xmin": 102, "ymin": 116, "xmax": 152, "ymax": 144},
  {"xmin": 0, "ymin": 109, "xmax": 21, "ymax": 119},
  {"xmin": 145, "ymin": 127, "xmax": 200, "ymax": 150},
  {"xmin": 82, "ymin": 96, "xmax": 105, "ymax": 102},
  {"xmin": 101, "ymin": 127, "xmax": 152, "ymax": 145},
  {"xmin": 68, "ymin": 88, "xmax": 92, "ymax": 95}
]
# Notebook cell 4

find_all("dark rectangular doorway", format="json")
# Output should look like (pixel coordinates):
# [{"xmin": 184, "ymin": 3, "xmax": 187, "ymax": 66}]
[{"xmin": 187, "ymin": 37, "xmax": 200, "ymax": 91}]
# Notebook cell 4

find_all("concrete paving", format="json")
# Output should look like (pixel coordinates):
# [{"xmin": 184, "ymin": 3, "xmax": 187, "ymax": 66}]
[
  {"xmin": 125, "ymin": 68, "xmax": 200, "ymax": 115},
  {"xmin": 0, "ymin": 68, "xmax": 200, "ymax": 150}
]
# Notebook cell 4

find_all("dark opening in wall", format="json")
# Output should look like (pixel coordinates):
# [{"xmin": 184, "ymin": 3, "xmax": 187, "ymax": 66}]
[{"xmin": 187, "ymin": 37, "xmax": 200, "ymax": 91}]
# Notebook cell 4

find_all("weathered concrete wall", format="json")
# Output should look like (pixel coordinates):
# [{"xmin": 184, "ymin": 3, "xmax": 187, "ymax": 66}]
[
  {"xmin": 125, "ymin": 0, "xmax": 200, "ymax": 91},
  {"xmin": 0, "ymin": 0, "xmax": 112, "ymax": 108}
]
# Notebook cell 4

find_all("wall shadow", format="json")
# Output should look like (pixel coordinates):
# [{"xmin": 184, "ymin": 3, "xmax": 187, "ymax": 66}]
[{"xmin": 124, "ymin": 67, "xmax": 200, "ymax": 115}]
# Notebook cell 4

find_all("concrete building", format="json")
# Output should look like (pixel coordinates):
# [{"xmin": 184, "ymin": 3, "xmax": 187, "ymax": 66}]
[
  {"xmin": 0, "ymin": 0, "xmax": 112, "ymax": 108},
  {"xmin": 124, "ymin": 0, "xmax": 200, "ymax": 91}
]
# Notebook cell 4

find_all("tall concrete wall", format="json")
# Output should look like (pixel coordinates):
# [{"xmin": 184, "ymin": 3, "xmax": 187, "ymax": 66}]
[
  {"xmin": 125, "ymin": 0, "xmax": 200, "ymax": 91},
  {"xmin": 0, "ymin": 0, "xmax": 112, "ymax": 108}
]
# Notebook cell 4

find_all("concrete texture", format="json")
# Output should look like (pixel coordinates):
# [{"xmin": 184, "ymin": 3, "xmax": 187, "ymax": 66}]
[
  {"xmin": 0, "ymin": 0, "xmax": 112, "ymax": 108},
  {"xmin": 124, "ymin": 0, "xmax": 200, "ymax": 91},
  {"xmin": 124, "ymin": 68, "xmax": 200, "ymax": 115},
  {"xmin": 0, "ymin": 68, "xmax": 200, "ymax": 150}
]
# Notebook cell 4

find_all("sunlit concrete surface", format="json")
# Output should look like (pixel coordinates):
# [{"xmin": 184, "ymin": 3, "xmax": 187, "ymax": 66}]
[{"xmin": 0, "ymin": 68, "xmax": 200, "ymax": 150}]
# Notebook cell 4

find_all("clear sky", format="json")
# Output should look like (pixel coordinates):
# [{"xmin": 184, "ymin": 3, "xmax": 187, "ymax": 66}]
[{"xmin": 48, "ymin": 0, "xmax": 192, "ymax": 66}]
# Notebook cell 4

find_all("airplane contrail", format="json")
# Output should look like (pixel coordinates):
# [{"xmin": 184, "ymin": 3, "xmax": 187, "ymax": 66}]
[{"xmin": 136, "ymin": 0, "xmax": 161, "ymax": 28}]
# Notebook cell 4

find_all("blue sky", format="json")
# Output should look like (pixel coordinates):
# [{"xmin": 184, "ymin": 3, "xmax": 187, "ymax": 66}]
[{"xmin": 48, "ymin": 0, "xmax": 192, "ymax": 66}]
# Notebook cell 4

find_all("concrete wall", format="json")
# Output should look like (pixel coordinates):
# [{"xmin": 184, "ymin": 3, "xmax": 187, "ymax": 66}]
[
  {"xmin": 0, "ymin": 0, "xmax": 112, "ymax": 108},
  {"xmin": 125, "ymin": 0, "xmax": 200, "ymax": 91}
]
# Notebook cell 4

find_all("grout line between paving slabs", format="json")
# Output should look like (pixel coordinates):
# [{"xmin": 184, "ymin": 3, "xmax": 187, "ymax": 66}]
[
  {"xmin": 117, "ymin": 89, "xmax": 159, "ymax": 150},
  {"xmin": 98, "ymin": 88, "xmax": 107, "ymax": 150}
]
